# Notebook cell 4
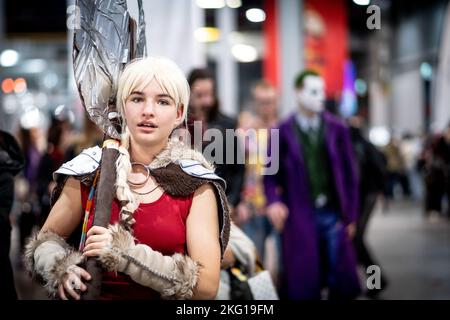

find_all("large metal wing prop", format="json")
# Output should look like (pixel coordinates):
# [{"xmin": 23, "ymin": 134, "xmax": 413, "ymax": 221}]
[
  {"xmin": 73, "ymin": 0, "xmax": 147, "ymax": 137},
  {"xmin": 72, "ymin": 0, "xmax": 147, "ymax": 300}
]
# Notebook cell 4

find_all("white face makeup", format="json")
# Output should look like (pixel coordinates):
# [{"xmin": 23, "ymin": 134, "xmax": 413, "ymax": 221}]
[{"xmin": 296, "ymin": 75, "xmax": 325, "ymax": 113}]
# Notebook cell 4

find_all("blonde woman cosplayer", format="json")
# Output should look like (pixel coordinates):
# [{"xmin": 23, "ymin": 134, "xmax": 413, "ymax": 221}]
[{"xmin": 25, "ymin": 57, "xmax": 230, "ymax": 300}]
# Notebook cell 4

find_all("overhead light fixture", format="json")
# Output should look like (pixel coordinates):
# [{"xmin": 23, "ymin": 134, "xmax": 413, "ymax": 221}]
[
  {"xmin": 226, "ymin": 0, "xmax": 242, "ymax": 9},
  {"xmin": 353, "ymin": 0, "xmax": 370, "ymax": 5},
  {"xmin": 245, "ymin": 8, "xmax": 266, "ymax": 23},
  {"xmin": 3, "ymin": 95, "xmax": 17, "ymax": 114},
  {"xmin": 23, "ymin": 59, "xmax": 47, "ymax": 74},
  {"xmin": 20, "ymin": 106, "xmax": 44, "ymax": 129},
  {"xmin": 1, "ymin": 78, "xmax": 15, "ymax": 94},
  {"xmin": 354, "ymin": 79, "xmax": 368, "ymax": 96},
  {"xmin": 194, "ymin": 27, "xmax": 221, "ymax": 42},
  {"xmin": 14, "ymin": 78, "xmax": 27, "ymax": 94},
  {"xmin": 369, "ymin": 126, "xmax": 390, "ymax": 147},
  {"xmin": 0, "ymin": 49, "xmax": 19, "ymax": 67},
  {"xmin": 196, "ymin": 0, "xmax": 225, "ymax": 9},
  {"xmin": 231, "ymin": 44, "xmax": 258, "ymax": 63},
  {"xmin": 43, "ymin": 73, "xmax": 59, "ymax": 89},
  {"xmin": 420, "ymin": 62, "xmax": 433, "ymax": 80},
  {"xmin": 54, "ymin": 104, "xmax": 75, "ymax": 123}
]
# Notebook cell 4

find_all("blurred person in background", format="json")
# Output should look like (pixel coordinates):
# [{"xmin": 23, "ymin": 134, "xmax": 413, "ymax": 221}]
[
  {"xmin": 382, "ymin": 137, "xmax": 410, "ymax": 202},
  {"xmin": 16, "ymin": 123, "xmax": 45, "ymax": 253},
  {"xmin": 65, "ymin": 112, "xmax": 103, "ymax": 160},
  {"xmin": 0, "ymin": 130, "xmax": 25, "ymax": 299},
  {"xmin": 348, "ymin": 116, "xmax": 389, "ymax": 298},
  {"xmin": 217, "ymin": 222, "xmax": 278, "ymax": 300},
  {"xmin": 399, "ymin": 132, "xmax": 424, "ymax": 201},
  {"xmin": 443, "ymin": 124, "xmax": 450, "ymax": 218},
  {"xmin": 419, "ymin": 122, "xmax": 450, "ymax": 220},
  {"xmin": 37, "ymin": 114, "xmax": 74, "ymax": 227},
  {"xmin": 264, "ymin": 70, "xmax": 360, "ymax": 299},
  {"xmin": 235, "ymin": 80, "xmax": 281, "ymax": 286},
  {"xmin": 187, "ymin": 68, "xmax": 245, "ymax": 209},
  {"xmin": 216, "ymin": 223, "xmax": 259, "ymax": 300}
]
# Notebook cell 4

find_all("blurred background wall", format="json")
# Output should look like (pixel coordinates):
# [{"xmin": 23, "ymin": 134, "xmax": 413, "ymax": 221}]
[{"xmin": 1, "ymin": 0, "xmax": 449, "ymax": 146}]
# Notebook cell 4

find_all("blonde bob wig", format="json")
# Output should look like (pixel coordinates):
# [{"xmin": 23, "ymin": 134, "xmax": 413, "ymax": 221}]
[
  {"xmin": 114, "ymin": 56, "xmax": 190, "ymax": 227},
  {"xmin": 116, "ymin": 56, "xmax": 190, "ymax": 124}
]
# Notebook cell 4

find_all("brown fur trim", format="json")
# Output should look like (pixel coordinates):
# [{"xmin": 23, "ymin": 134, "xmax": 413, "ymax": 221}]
[
  {"xmin": 46, "ymin": 251, "xmax": 84, "ymax": 296},
  {"xmin": 24, "ymin": 230, "xmax": 70, "ymax": 279},
  {"xmin": 24, "ymin": 230, "xmax": 84, "ymax": 297},
  {"xmin": 50, "ymin": 139, "xmax": 230, "ymax": 259},
  {"xmin": 149, "ymin": 139, "xmax": 214, "ymax": 171},
  {"xmin": 98, "ymin": 224, "xmax": 135, "ymax": 272},
  {"xmin": 151, "ymin": 163, "xmax": 205, "ymax": 197},
  {"xmin": 211, "ymin": 181, "xmax": 231, "ymax": 255},
  {"xmin": 98, "ymin": 224, "xmax": 200, "ymax": 299},
  {"xmin": 161, "ymin": 253, "xmax": 202, "ymax": 300},
  {"xmin": 51, "ymin": 139, "xmax": 210, "ymax": 206}
]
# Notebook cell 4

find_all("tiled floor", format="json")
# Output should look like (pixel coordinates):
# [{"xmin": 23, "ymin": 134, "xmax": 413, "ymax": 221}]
[{"xmin": 365, "ymin": 200, "xmax": 450, "ymax": 299}]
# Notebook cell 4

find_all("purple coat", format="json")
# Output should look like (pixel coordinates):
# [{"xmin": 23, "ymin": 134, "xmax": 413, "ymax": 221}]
[{"xmin": 264, "ymin": 112, "xmax": 361, "ymax": 299}]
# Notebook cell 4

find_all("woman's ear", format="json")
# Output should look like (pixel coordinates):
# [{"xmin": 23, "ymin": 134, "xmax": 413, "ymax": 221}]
[{"xmin": 175, "ymin": 104, "xmax": 185, "ymax": 127}]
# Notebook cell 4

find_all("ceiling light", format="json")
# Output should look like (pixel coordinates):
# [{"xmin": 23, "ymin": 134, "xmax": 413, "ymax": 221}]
[
  {"xmin": 231, "ymin": 44, "xmax": 258, "ymax": 63},
  {"xmin": 196, "ymin": 0, "xmax": 225, "ymax": 9},
  {"xmin": 354, "ymin": 79, "xmax": 367, "ymax": 96},
  {"xmin": 0, "ymin": 49, "xmax": 19, "ymax": 67},
  {"xmin": 1, "ymin": 78, "xmax": 15, "ymax": 94},
  {"xmin": 194, "ymin": 27, "xmax": 221, "ymax": 42},
  {"xmin": 369, "ymin": 126, "xmax": 390, "ymax": 147},
  {"xmin": 23, "ymin": 59, "xmax": 47, "ymax": 74},
  {"xmin": 14, "ymin": 78, "xmax": 27, "ymax": 94},
  {"xmin": 20, "ymin": 107, "xmax": 44, "ymax": 129},
  {"xmin": 420, "ymin": 62, "xmax": 432, "ymax": 80},
  {"xmin": 246, "ymin": 8, "xmax": 266, "ymax": 23},
  {"xmin": 353, "ymin": 0, "xmax": 370, "ymax": 5},
  {"xmin": 226, "ymin": 0, "xmax": 242, "ymax": 9}
]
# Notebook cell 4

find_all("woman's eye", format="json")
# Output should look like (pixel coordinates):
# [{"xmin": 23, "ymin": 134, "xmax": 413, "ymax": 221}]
[
  {"xmin": 130, "ymin": 97, "xmax": 143, "ymax": 103},
  {"xmin": 158, "ymin": 99, "xmax": 170, "ymax": 106}
]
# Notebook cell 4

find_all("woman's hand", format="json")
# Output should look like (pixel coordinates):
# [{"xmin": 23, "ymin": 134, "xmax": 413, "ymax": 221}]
[
  {"xmin": 58, "ymin": 265, "xmax": 91, "ymax": 300},
  {"xmin": 83, "ymin": 226, "xmax": 112, "ymax": 257}
]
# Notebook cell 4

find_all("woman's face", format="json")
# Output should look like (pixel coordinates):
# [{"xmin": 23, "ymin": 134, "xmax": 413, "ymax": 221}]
[{"xmin": 124, "ymin": 78, "xmax": 183, "ymax": 149}]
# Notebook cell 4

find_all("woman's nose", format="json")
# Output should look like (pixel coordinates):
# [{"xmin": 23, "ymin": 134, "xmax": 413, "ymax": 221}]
[{"xmin": 142, "ymin": 101, "xmax": 155, "ymax": 116}]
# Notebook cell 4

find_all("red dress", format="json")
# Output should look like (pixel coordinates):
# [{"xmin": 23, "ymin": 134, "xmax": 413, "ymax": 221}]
[{"xmin": 81, "ymin": 184, "xmax": 194, "ymax": 299}]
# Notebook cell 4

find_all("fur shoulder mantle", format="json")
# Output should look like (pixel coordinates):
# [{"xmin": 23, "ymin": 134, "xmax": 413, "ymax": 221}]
[
  {"xmin": 54, "ymin": 139, "xmax": 226, "ymax": 189},
  {"xmin": 51, "ymin": 139, "xmax": 230, "ymax": 256}
]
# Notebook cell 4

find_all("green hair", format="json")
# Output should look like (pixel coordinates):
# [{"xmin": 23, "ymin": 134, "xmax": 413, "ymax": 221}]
[{"xmin": 294, "ymin": 70, "xmax": 320, "ymax": 89}]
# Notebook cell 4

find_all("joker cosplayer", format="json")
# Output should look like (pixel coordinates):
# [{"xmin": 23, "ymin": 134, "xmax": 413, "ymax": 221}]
[{"xmin": 264, "ymin": 70, "xmax": 361, "ymax": 299}]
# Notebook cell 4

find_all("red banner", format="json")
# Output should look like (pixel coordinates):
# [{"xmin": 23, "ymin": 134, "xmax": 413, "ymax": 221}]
[
  {"xmin": 263, "ymin": 0, "xmax": 279, "ymax": 88},
  {"xmin": 304, "ymin": 0, "xmax": 349, "ymax": 99}
]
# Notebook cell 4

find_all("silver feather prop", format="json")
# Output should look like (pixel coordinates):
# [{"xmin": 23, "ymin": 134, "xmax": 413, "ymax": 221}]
[
  {"xmin": 72, "ymin": 0, "xmax": 147, "ymax": 300},
  {"xmin": 73, "ymin": 0, "xmax": 147, "ymax": 139}
]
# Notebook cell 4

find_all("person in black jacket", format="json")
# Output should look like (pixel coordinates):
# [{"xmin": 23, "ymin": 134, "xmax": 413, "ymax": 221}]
[
  {"xmin": 0, "ymin": 130, "xmax": 25, "ymax": 299},
  {"xmin": 348, "ymin": 117, "xmax": 389, "ymax": 298},
  {"xmin": 187, "ymin": 68, "xmax": 245, "ymax": 208}
]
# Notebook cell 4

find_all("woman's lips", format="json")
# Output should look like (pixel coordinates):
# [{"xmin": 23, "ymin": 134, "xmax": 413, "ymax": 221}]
[
  {"xmin": 137, "ymin": 123, "xmax": 158, "ymax": 133},
  {"xmin": 137, "ymin": 125, "xmax": 157, "ymax": 133}
]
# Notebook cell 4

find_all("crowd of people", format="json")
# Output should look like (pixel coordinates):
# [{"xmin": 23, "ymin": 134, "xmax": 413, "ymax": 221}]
[{"xmin": 1, "ymin": 56, "xmax": 449, "ymax": 301}]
